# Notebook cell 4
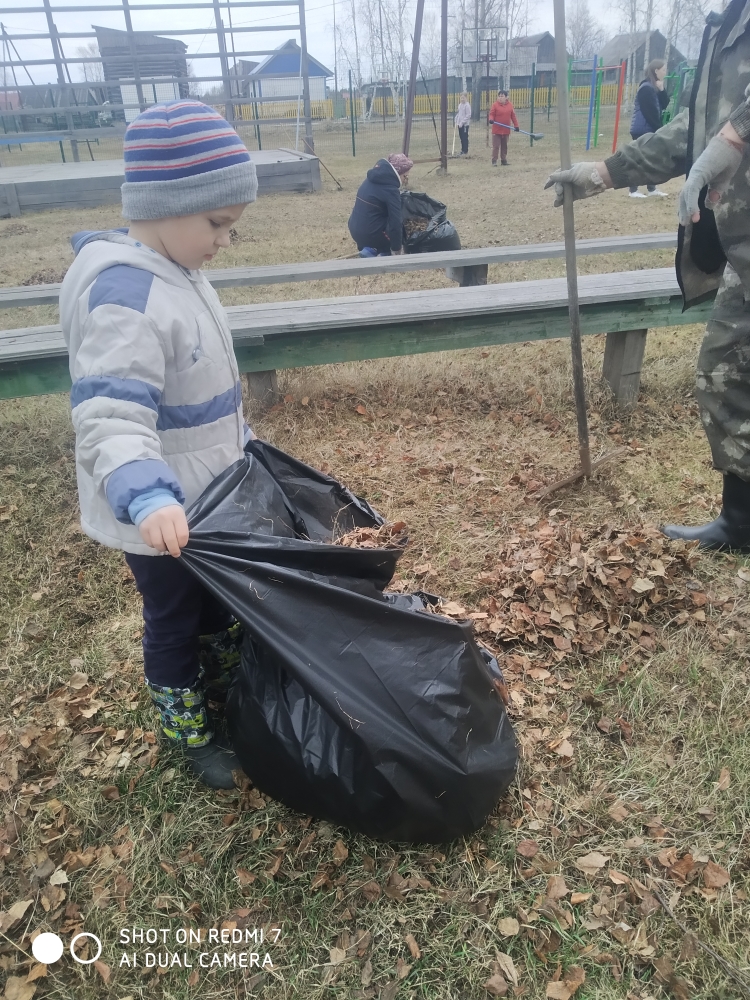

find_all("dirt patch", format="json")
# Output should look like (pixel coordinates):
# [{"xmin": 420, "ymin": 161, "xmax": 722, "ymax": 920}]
[{"xmin": 21, "ymin": 266, "xmax": 69, "ymax": 285}]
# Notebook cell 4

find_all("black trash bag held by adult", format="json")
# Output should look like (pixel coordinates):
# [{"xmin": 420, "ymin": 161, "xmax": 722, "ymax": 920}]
[
  {"xmin": 401, "ymin": 191, "xmax": 462, "ymax": 254},
  {"xmin": 181, "ymin": 440, "xmax": 517, "ymax": 843}
]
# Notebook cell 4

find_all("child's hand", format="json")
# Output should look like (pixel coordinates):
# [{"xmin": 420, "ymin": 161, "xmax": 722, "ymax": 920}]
[{"xmin": 139, "ymin": 505, "xmax": 189, "ymax": 557}]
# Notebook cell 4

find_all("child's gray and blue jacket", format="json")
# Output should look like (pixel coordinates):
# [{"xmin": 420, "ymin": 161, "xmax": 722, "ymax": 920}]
[{"xmin": 60, "ymin": 229, "xmax": 248, "ymax": 555}]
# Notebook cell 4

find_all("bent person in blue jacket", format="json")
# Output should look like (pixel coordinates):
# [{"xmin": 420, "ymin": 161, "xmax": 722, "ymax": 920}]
[{"xmin": 348, "ymin": 153, "xmax": 413, "ymax": 256}]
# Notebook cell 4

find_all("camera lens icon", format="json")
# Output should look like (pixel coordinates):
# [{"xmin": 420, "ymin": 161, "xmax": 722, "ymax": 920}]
[{"xmin": 31, "ymin": 931, "xmax": 103, "ymax": 966}]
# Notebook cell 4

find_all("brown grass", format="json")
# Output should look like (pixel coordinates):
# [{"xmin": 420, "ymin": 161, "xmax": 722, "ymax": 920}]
[{"xmin": 1, "ymin": 136, "xmax": 749, "ymax": 1000}]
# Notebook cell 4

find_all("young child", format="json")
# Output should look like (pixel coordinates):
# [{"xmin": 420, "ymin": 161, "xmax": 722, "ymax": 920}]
[
  {"xmin": 59, "ymin": 100, "xmax": 258, "ymax": 790},
  {"xmin": 488, "ymin": 90, "xmax": 519, "ymax": 166},
  {"xmin": 455, "ymin": 92, "xmax": 472, "ymax": 156}
]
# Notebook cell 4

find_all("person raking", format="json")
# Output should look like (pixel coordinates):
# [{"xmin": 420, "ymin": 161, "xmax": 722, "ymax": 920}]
[
  {"xmin": 59, "ymin": 100, "xmax": 258, "ymax": 789},
  {"xmin": 348, "ymin": 153, "xmax": 413, "ymax": 256},
  {"xmin": 488, "ymin": 90, "xmax": 519, "ymax": 166},
  {"xmin": 544, "ymin": 0, "xmax": 750, "ymax": 551}
]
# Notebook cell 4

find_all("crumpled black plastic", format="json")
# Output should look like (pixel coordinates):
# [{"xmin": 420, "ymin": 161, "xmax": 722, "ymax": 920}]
[
  {"xmin": 181, "ymin": 440, "xmax": 517, "ymax": 843},
  {"xmin": 401, "ymin": 191, "xmax": 462, "ymax": 254}
]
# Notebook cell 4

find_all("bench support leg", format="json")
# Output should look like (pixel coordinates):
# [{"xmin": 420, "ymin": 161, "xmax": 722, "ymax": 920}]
[
  {"xmin": 602, "ymin": 328, "xmax": 648, "ymax": 410},
  {"xmin": 1, "ymin": 183, "xmax": 21, "ymax": 218},
  {"xmin": 445, "ymin": 263, "xmax": 489, "ymax": 286},
  {"xmin": 245, "ymin": 369, "xmax": 280, "ymax": 408}
]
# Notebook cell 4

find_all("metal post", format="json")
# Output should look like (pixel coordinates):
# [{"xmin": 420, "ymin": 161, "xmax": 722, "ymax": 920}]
[
  {"xmin": 547, "ymin": 79, "xmax": 552, "ymax": 120},
  {"xmin": 41, "ymin": 0, "xmax": 75, "ymax": 138},
  {"xmin": 349, "ymin": 68, "xmax": 356, "ymax": 155},
  {"xmin": 439, "ymin": 0, "xmax": 448, "ymax": 171},
  {"xmin": 252, "ymin": 80, "xmax": 262, "ymax": 149},
  {"xmin": 553, "ymin": 0, "xmax": 592, "ymax": 478},
  {"xmin": 121, "ymin": 0, "xmax": 146, "ymax": 115},
  {"xmin": 529, "ymin": 61, "xmax": 535, "ymax": 146},
  {"xmin": 298, "ymin": 0, "xmax": 315, "ymax": 152},
  {"xmin": 212, "ymin": 0, "xmax": 234, "ymax": 121},
  {"xmin": 593, "ymin": 57, "xmax": 603, "ymax": 148},
  {"xmin": 402, "ymin": 0, "xmax": 426, "ymax": 155},
  {"xmin": 612, "ymin": 59, "xmax": 626, "ymax": 152},
  {"xmin": 585, "ymin": 53, "xmax": 597, "ymax": 150}
]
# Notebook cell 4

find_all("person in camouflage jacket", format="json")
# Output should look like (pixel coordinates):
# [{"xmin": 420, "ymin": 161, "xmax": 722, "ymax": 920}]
[{"xmin": 545, "ymin": 0, "xmax": 750, "ymax": 551}]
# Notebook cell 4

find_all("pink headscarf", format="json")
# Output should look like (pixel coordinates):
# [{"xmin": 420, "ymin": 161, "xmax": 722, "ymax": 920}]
[{"xmin": 387, "ymin": 153, "xmax": 414, "ymax": 175}]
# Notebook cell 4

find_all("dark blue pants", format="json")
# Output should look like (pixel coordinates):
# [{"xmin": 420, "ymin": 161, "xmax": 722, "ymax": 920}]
[{"xmin": 125, "ymin": 553, "xmax": 232, "ymax": 688}]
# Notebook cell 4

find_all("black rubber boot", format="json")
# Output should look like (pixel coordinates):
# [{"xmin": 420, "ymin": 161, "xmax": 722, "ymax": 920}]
[
  {"xmin": 183, "ymin": 735, "xmax": 240, "ymax": 790},
  {"xmin": 661, "ymin": 472, "xmax": 750, "ymax": 551}
]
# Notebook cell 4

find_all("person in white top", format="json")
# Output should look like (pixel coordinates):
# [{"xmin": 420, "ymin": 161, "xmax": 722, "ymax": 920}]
[{"xmin": 455, "ymin": 93, "xmax": 472, "ymax": 155}]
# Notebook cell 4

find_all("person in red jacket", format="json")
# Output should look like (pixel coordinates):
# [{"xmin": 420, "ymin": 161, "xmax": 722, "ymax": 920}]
[{"xmin": 488, "ymin": 91, "xmax": 519, "ymax": 166}]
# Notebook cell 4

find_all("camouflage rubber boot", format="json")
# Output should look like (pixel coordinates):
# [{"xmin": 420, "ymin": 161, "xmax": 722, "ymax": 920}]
[
  {"xmin": 146, "ymin": 678, "xmax": 240, "ymax": 789},
  {"xmin": 198, "ymin": 622, "xmax": 243, "ymax": 704}
]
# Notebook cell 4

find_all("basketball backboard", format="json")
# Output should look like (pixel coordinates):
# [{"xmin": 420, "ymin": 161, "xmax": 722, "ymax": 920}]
[{"xmin": 461, "ymin": 27, "xmax": 508, "ymax": 64}]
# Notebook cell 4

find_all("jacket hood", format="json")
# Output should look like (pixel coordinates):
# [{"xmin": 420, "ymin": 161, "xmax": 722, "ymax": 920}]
[
  {"xmin": 61, "ymin": 229, "xmax": 202, "ymax": 336},
  {"xmin": 366, "ymin": 158, "xmax": 400, "ymax": 186}
]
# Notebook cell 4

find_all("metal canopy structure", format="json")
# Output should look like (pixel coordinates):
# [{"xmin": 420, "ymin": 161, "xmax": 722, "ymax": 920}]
[{"xmin": 0, "ymin": 0, "xmax": 315, "ymax": 151}]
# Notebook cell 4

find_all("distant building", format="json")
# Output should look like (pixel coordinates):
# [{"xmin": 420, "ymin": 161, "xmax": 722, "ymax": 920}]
[
  {"xmin": 506, "ymin": 32, "xmax": 557, "ymax": 88},
  {"xmin": 600, "ymin": 31, "xmax": 686, "ymax": 81},
  {"xmin": 93, "ymin": 25, "xmax": 189, "ymax": 121},
  {"xmin": 236, "ymin": 39, "xmax": 332, "ymax": 102}
]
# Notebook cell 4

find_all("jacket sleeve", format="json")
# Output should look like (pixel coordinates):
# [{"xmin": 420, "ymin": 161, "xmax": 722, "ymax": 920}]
[
  {"xmin": 511, "ymin": 106, "xmax": 519, "ymax": 129},
  {"xmin": 604, "ymin": 109, "xmax": 688, "ymax": 189},
  {"xmin": 70, "ymin": 294, "xmax": 184, "ymax": 524},
  {"xmin": 385, "ymin": 187, "xmax": 403, "ymax": 252},
  {"xmin": 639, "ymin": 85, "xmax": 663, "ymax": 132},
  {"xmin": 729, "ymin": 83, "xmax": 750, "ymax": 141}
]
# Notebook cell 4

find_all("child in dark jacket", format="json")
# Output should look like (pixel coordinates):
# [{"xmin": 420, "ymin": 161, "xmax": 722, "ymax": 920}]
[
  {"xmin": 628, "ymin": 59, "xmax": 670, "ymax": 198},
  {"xmin": 348, "ymin": 154, "xmax": 413, "ymax": 255}
]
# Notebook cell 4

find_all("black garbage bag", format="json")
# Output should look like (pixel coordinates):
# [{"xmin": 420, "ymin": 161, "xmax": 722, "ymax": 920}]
[
  {"xmin": 181, "ymin": 440, "xmax": 517, "ymax": 844},
  {"xmin": 402, "ymin": 191, "xmax": 462, "ymax": 254}
]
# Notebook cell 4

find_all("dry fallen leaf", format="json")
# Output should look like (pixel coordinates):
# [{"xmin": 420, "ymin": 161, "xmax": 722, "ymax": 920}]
[
  {"xmin": 716, "ymin": 767, "xmax": 730, "ymax": 791},
  {"xmin": 607, "ymin": 801, "xmax": 629, "ymax": 823},
  {"xmin": 497, "ymin": 917, "xmax": 520, "ymax": 937},
  {"xmin": 48, "ymin": 869, "xmax": 68, "ymax": 886},
  {"xmin": 517, "ymin": 839, "xmax": 539, "ymax": 859},
  {"xmin": 483, "ymin": 973, "xmax": 509, "ymax": 996},
  {"xmin": 570, "ymin": 892, "xmax": 592, "ymax": 905},
  {"xmin": 0, "ymin": 899, "xmax": 33, "ymax": 932},
  {"xmin": 3, "ymin": 978, "xmax": 36, "ymax": 1000},
  {"xmin": 574, "ymin": 851, "xmax": 610, "ymax": 876},
  {"xmin": 187, "ymin": 969, "xmax": 200, "ymax": 986},
  {"xmin": 333, "ymin": 839, "xmax": 349, "ymax": 864},
  {"xmin": 632, "ymin": 577, "xmax": 655, "ymax": 593},
  {"xmin": 546, "ymin": 965, "xmax": 586, "ymax": 1000},
  {"xmin": 703, "ymin": 861, "xmax": 730, "ymax": 889},
  {"xmin": 404, "ymin": 933, "xmax": 421, "ymax": 960},
  {"xmin": 495, "ymin": 953, "xmax": 518, "ymax": 987},
  {"xmin": 93, "ymin": 960, "xmax": 111, "ymax": 983},
  {"xmin": 25, "ymin": 967, "xmax": 47, "ymax": 984},
  {"xmin": 329, "ymin": 947, "xmax": 346, "ymax": 966},
  {"xmin": 546, "ymin": 875, "xmax": 569, "ymax": 900}
]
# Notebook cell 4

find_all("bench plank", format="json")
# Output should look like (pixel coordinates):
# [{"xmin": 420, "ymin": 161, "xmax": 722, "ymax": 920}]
[
  {"xmin": 0, "ymin": 268, "xmax": 714, "ymax": 401},
  {"xmin": 0, "ymin": 233, "xmax": 678, "ymax": 310}
]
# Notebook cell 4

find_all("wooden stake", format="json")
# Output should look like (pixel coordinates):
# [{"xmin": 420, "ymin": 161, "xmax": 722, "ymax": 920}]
[{"xmin": 553, "ymin": 0, "xmax": 592, "ymax": 478}]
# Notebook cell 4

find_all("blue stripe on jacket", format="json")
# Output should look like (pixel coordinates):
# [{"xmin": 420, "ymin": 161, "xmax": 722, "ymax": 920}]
[
  {"xmin": 70, "ymin": 374, "xmax": 161, "ymax": 412},
  {"xmin": 156, "ymin": 381, "xmax": 242, "ymax": 431},
  {"xmin": 106, "ymin": 458, "xmax": 185, "ymax": 524},
  {"xmin": 88, "ymin": 264, "xmax": 154, "ymax": 314}
]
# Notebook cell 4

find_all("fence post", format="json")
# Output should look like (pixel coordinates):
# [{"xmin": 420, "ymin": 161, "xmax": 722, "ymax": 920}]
[
  {"xmin": 529, "ymin": 62, "xmax": 535, "ymax": 145},
  {"xmin": 349, "ymin": 69, "xmax": 356, "ymax": 156},
  {"xmin": 547, "ymin": 80, "xmax": 552, "ymax": 120}
]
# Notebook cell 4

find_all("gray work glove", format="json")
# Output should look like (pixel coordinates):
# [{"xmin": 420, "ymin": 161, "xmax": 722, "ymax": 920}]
[
  {"xmin": 678, "ymin": 134, "xmax": 745, "ymax": 226},
  {"xmin": 544, "ymin": 162, "xmax": 608, "ymax": 207}
]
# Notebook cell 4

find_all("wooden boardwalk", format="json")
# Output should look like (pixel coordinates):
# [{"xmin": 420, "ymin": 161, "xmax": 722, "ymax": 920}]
[{"xmin": 0, "ymin": 148, "xmax": 321, "ymax": 217}]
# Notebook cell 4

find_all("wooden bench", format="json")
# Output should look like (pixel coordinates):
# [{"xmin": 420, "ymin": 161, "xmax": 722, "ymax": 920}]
[
  {"xmin": 0, "ymin": 266, "xmax": 714, "ymax": 410},
  {"xmin": 0, "ymin": 233, "xmax": 678, "ymax": 308}
]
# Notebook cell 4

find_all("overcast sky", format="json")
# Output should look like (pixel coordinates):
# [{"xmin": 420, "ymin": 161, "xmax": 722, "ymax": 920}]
[{"xmin": 0, "ymin": 0, "xmax": 627, "ymax": 89}]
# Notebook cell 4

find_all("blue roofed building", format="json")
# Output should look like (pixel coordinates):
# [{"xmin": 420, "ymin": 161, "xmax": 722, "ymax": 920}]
[{"xmin": 233, "ymin": 39, "xmax": 332, "ymax": 101}]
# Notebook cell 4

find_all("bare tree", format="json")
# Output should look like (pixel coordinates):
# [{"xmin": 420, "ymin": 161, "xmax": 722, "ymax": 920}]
[
  {"xmin": 567, "ymin": 0, "xmax": 607, "ymax": 60},
  {"xmin": 76, "ymin": 42, "xmax": 104, "ymax": 83}
]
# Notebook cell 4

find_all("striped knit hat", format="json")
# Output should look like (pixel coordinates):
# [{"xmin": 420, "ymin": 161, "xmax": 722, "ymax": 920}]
[{"xmin": 121, "ymin": 100, "xmax": 257, "ymax": 220}]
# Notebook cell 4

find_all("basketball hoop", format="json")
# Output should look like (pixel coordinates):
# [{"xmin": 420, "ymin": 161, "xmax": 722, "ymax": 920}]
[{"xmin": 461, "ymin": 27, "xmax": 508, "ymax": 65}]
